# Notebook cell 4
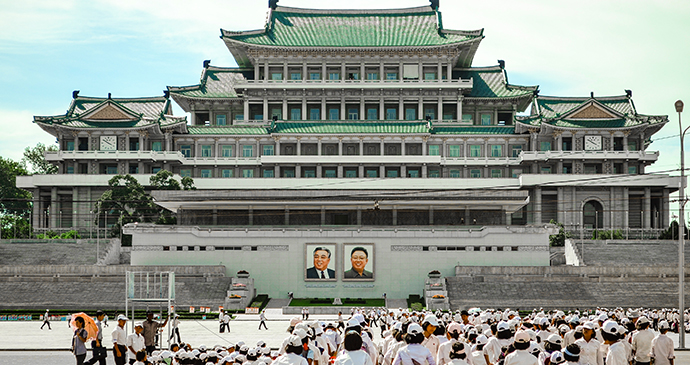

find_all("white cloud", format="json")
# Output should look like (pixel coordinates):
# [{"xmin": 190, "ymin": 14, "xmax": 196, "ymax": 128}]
[{"xmin": 0, "ymin": 110, "xmax": 57, "ymax": 162}]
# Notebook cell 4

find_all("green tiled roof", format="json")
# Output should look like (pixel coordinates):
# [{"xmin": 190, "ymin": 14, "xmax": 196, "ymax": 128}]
[
  {"xmin": 222, "ymin": 6, "xmax": 482, "ymax": 48},
  {"xmin": 433, "ymin": 126, "xmax": 516, "ymax": 135},
  {"xmin": 187, "ymin": 126, "xmax": 269, "ymax": 135},
  {"xmin": 69, "ymin": 96, "xmax": 170, "ymax": 119},
  {"xmin": 535, "ymin": 96, "xmax": 634, "ymax": 119},
  {"xmin": 549, "ymin": 119, "xmax": 633, "ymax": 129},
  {"xmin": 169, "ymin": 67, "xmax": 245, "ymax": 99},
  {"xmin": 457, "ymin": 66, "xmax": 537, "ymax": 98},
  {"xmin": 272, "ymin": 122, "xmax": 429, "ymax": 134}
]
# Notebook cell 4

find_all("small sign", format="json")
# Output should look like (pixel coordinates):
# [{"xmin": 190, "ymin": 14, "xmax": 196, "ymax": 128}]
[
  {"xmin": 189, "ymin": 307, "xmax": 195, "ymax": 313},
  {"xmin": 332, "ymin": 298, "xmax": 342, "ymax": 305},
  {"xmin": 219, "ymin": 306, "xmax": 224, "ymax": 312},
  {"xmin": 245, "ymin": 307, "xmax": 259, "ymax": 314}
]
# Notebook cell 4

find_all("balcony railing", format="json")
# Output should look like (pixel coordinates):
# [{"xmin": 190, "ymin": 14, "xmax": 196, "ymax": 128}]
[
  {"xmin": 45, "ymin": 150, "xmax": 185, "ymax": 162},
  {"xmin": 519, "ymin": 150, "xmax": 659, "ymax": 162},
  {"xmin": 234, "ymin": 77, "xmax": 473, "ymax": 89}
]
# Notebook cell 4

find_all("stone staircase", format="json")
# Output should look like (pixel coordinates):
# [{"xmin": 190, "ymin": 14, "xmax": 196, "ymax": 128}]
[
  {"xmin": 0, "ymin": 239, "xmax": 106, "ymax": 265},
  {"xmin": 446, "ymin": 276, "xmax": 690, "ymax": 310},
  {"xmin": 577, "ymin": 241, "xmax": 689, "ymax": 266}
]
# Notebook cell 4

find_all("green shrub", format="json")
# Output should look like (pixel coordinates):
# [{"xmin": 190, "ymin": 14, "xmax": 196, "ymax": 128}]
[
  {"xmin": 549, "ymin": 220, "xmax": 571, "ymax": 246},
  {"xmin": 592, "ymin": 230, "xmax": 623, "ymax": 240}
]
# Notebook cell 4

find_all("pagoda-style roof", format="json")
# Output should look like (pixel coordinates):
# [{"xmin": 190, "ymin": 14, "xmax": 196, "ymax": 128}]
[
  {"xmin": 168, "ymin": 66, "xmax": 247, "ymax": 111},
  {"xmin": 515, "ymin": 94, "xmax": 668, "ymax": 136},
  {"xmin": 457, "ymin": 65, "xmax": 538, "ymax": 111},
  {"xmin": 222, "ymin": 5, "xmax": 484, "ymax": 67},
  {"xmin": 34, "ymin": 94, "xmax": 187, "ymax": 136}
]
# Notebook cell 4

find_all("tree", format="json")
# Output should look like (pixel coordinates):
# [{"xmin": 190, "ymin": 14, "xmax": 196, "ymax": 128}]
[
  {"xmin": 21, "ymin": 143, "xmax": 58, "ymax": 175},
  {"xmin": 0, "ymin": 156, "xmax": 31, "ymax": 216},
  {"xmin": 549, "ymin": 219, "xmax": 572, "ymax": 247}
]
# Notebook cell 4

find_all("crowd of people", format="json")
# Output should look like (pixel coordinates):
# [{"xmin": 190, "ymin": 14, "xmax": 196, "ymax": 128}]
[{"xmin": 66, "ymin": 306, "xmax": 683, "ymax": 365}]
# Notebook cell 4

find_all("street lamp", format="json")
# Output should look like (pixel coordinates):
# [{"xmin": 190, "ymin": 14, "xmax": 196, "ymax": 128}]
[{"xmin": 677, "ymin": 99, "xmax": 685, "ymax": 348}]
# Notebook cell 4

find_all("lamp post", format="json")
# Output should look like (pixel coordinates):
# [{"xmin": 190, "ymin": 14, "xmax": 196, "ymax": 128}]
[{"xmin": 677, "ymin": 99, "xmax": 685, "ymax": 349}]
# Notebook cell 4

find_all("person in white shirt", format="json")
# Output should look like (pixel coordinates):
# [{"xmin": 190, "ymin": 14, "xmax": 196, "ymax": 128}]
[
  {"xmin": 126, "ymin": 322, "xmax": 145, "ymax": 365},
  {"xmin": 421, "ymin": 315, "xmax": 441, "ymax": 357},
  {"xmin": 393, "ymin": 323, "xmax": 436, "ymax": 365},
  {"xmin": 112, "ymin": 315, "xmax": 128, "ymax": 365},
  {"xmin": 601, "ymin": 321, "xmax": 626, "ymax": 365},
  {"xmin": 274, "ymin": 335, "xmax": 309, "ymax": 365},
  {"xmin": 169, "ymin": 313, "xmax": 181, "ymax": 343},
  {"xmin": 335, "ymin": 331, "xmax": 374, "ymax": 365},
  {"xmin": 574, "ymin": 321, "xmax": 603, "ymax": 365},
  {"xmin": 562, "ymin": 344, "xmax": 581, "ymax": 365},
  {"xmin": 503, "ymin": 331, "xmax": 537, "ymax": 365},
  {"xmin": 436, "ymin": 323, "xmax": 472, "ymax": 365},
  {"xmin": 631, "ymin": 316, "xmax": 654, "ymax": 365},
  {"xmin": 470, "ymin": 335, "xmax": 488, "ymax": 365},
  {"xmin": 448, "ymin": 342, "xmax": 470, "ymax": 365},
  {"xmin": 651, "ymin": 320, "xmax": 674, "ymax": 365}
]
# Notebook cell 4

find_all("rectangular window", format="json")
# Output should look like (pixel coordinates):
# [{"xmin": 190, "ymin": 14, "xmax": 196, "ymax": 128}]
[
  {"xmin": 201, "ymin": 169, "xmax": 212, "ymax": 178},
  {"xmin": 106, "ymin": 166, "xmax": 118, "ymax": 174},
  {"xmin": 512, "ymin": 145, "xmax": 523, "ymax": 157},
  {"xmin": 481, "ymin": 114, "xmax": 492, "ymax": 125},
  {"xmin": 271, "ymin": 73, "xmax": 282, "ymax": 80},
  {"xmin": 345, "ymin": 170, "xmax": 357, "ymax": 178},
  {"xmin": 407, "ymin": 170, "xmax": 419, "ymax": 178},
  {"xmin": 242, "ymin": 169, "xmax": 254, "ymax": 178},
  {"xmin": 222, "ymin": 145, "xmax": 233, "ymax": 157},
  {"xmin": 491, "ymin": 169, "xmax": 503, "ymax": 178},
  {"xmin": 428, "ymin": 169, "xmax": 440, "ymax": 178},
  {"xmin": 348, "ymin": 109, "xmax": 358, "ymax": 120},
  {"xmin": 235, "ymin": 114, "xmax": 244, "ymax": 121},
  {"xmin": 221, "ymin": 169, "xmax": 234, "ymax": 178},
  {"xmin": 290, "ymin": 73, "xmax": 301, "ymax": 80},
  {"xmin": 290, "ymin": 108, "xmax": 301, "ymax": 120},
  {"xmin": 347, "ymin": 72, "xmax": 359, "ymax": 80},
  {"xmin": 405, "ymin": 108, "xmax": 416, "ymax": 120},
  {"xmin": 263, "ymin": 169, "xmax": 274, "ymax": 178},
  {"xmin": 129, "ymin": 140, "xmax": 139, "ymax": 151},
  {"xmin": 309, "ymin": 108, "xmax": 320, "ymax": 120},
  {"xmin": 310, "ymin": 73, "xmax": 321, "ymax": 80},
  {"xmin": 129, "ymin": 165, "xmax": 139, "ymax": 174},
  {"xmin": 386, "ymin": 108, "xmax": 397, "ymax": 120},
  {"xmin": 627, "ymin": 141, "xmax": 637, "ymax": 151},
  {"xmin": 462, "ymin": 114, "xmax": 473, "ymax": 124},
  {"xmin": 449, "ymin": 169, "xmax": 461, "ymax": 178},
  {"xmin": 424, "ymin": 108, "xmax": 435, "ymax": 119},
  {"xmin": 541, "ymin": 167, "xmax": 552, "ymax": 174},
  {"xmin": 152, "ymin": 167, "xmax": 161, "ymax": 174},
  {"xmin": 469, "ymin": 145, "xmax": 482, "ymax": 157},
  {"xmin": 328, "ymin": 73, "xmax": 340, "ymax": 80},
  {"xmin": 512, "ymin": 169, "xmax": 522, "ymax": 178},
  {"xmin": 66, "ymin": 141, "xmax": 75, "ymax": 151},
  {"xmin": 67, "ymin": 166, "xmax": 74, "ymax": 174},
  {"xmin": 242, "ymin": 145, "xmax": 253, "ymax": 157},
  {"xmin": 262, "ymin": 145, "xmax": 274, "ymax": 156},
  {"xmin": 216, "ymin": 114, "xmax": 227, "ymax": 125},
  {"xmin": 151, "ymin": 141, "xmax": 162, "ymax": 151},
  {"xmin": 540, "ymin": 141, "xmax": 552, "ymax": 151},
  {"xmin": 386, "ymin": 73, "xmax": 398, "ymax": 80},
  {"xmin": 386, "ymin": 170, "xmax": 399, "ymax": 178},
  {"xmin": 303, "ymin": 169, "xmax": 316, "ymax": 178},
  {"xmin": 367, "ymin": 108, "xmax": 377, "ymax": 120},
  {"xmin": 428, "ymin": 145, "xmax": 440, "ymax": 156},
  {"xmin": 424, "ymin": 72, "xmax": 436, "ymax": 80},
  {"xmin": 329, "ymin": 108, "xmax": 339, "ymax": 120},
  {"xmin": 366, "ymin": 169, "xmax": 378, "ymax": 178},
  {"xmin": 490, "ymin": 145, "xmax": 503, "ymax": 157},
  {"xmin": 324, "ymin": 169, "xmax": 337, "ymax": 178},
  {"xmin": 201, "ymin": 145, "xmax": 212, "ymax": 157},
  {"xmin": 628, "ymin": 166, "xmax": 637, "ymax": 174},
  {"xmin": 470, "ymin": 169, "xmax": 481, "ymax": 178},
  {"xmin": 449, "ymin": 145, "xmax": 460, "ymax": 157},
  {"xmin": 283, "ymin": 169, "xmax": 295, "ymax": 178},
  {"xmin": 366, "ymin": 73, "xmax": 378, "ymax": 80},
  {"xmin": 181, "ymin": 145, "xmax": 191, "ymax": 158},
  {"xmin": 180, "ymin": 169, "xmax": 191, "ymax": 177}
]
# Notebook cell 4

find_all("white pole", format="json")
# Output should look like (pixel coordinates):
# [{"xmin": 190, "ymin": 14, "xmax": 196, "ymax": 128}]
[{"xmin": 677, "ymin": 99, "xmax": 685, "ymax": 349}]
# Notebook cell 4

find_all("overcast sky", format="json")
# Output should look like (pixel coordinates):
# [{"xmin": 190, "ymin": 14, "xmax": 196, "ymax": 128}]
[{"xmin": 1, "ymin": 1, "xmax": 688, "ymax": 191}]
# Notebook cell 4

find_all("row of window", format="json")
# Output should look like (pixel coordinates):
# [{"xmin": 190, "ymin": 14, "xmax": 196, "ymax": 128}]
[{"xmin": 178, "ymin": 167, "xmax": 515, "ymax": 179}]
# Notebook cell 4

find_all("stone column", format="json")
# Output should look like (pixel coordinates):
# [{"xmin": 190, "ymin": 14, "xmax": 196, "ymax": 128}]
[
  {"xmin": 359, "ymin": 138, "xmax": 364, "ymax": 156},
  {"xmin": 248, "ymin": 206, "xmax": 253, "ymax": 226},
  {"xmin": 457, "ymin": 96, "xmax": 463, "ymax": 123},
  {"xmin": 437, "ymin": 97, "xmax": 443, "ymax": 122},
  {"xmin": 534, "ymin": 187, "xmax": 542, "ymax": 224},
  {"xmin": 282, "ymin": 100, "xmax": 288, "ymax": 120},
  {"xmin": 295, "ymin": 165, "xmax": 301, "ymax": 178},
  {"xmin": 275, "ymin": 139, "xmax": 281, "ymax": 156},
  {"xmin": 557, "ymin": 187, "xmax": 564, "ymax": 223},
  {"xmin": 379, "ymin": 165, "xmax": 385, "ymax": 178},
  {"xmin": 263, "ymin": 98, "xmax": 268, "ymax": 122},
  {"xmin": 623, "ymin": 187, "xmax": 630, "ymax": 229},
  {"xmin": 379, "ymin": 98, "xmax": 384, "ymax": 120},
  {"xmin": 284, "ymin": 207, "xmax": 289, "ymax": 226},
  {"xmin": 212, "ymin": 208, "xmax": 218, "ymax": 226},
  {"xmin": 392, "ymin": 206, "xmax": 397, "ymax": 225},
  {"xmin": 50, "ymin": 187, "xmax": 57, "ymax": 229},
  {"xmin": 283, "ymin": 62, "xmax": 288, "ymax": 81},
  {"xmin": 358, "ymin": 165, "xmax": 364, "ymax": 177},
  {"xmin": 505, "ymin": 209, "xmax": 512, "ymax": 226},
  {"xmin": 321, "ymin": 98, "xmax": 326, "ymax": 121},
  {"xmin": 338, "ymin": 138, "xmax": 343, "ymax": 155},
  {"xmin": 254, "ymin": 63, "xmax": 259, "ymax": 80},
  {"xmin": 357, "ymin": 207, "xmax": 362, "ymax": 225},
  {"xmin": 644, "ymin": 187, "xmax": 651, "ymax": 229},
  {"xmin": 422, "ymin": 164, "xmax": 427, "ymax": 178},
  {"xmin": 337, "ymin": 165, "xmax": 343, "ymax": 178},
  {"xmin": 264, "ymin": 63, "xmax": 269, "ymax": 81},
  {"xmin": 360, "ymin": 98, "xmax": 365, "ymax": 121},
  {"xmin": 401, "ymin": 138, "xmax": 406, "ymax": 156},
  {"xmin": 401, "ymin": 165, "xmax": 407, "ymax": 178},
  {"xmin": 321, "ymin": 207, "xmax": 326, "ymax": 225},
  {"xmin": 317, "ymin": 138, "xmax": 322, "ymax": 156},
  {"xmin": 429, "ymin": 207, "xmax": 434, "ymax": 225},
  {"xmin": 418, "ymin": 99, "xmax": 424, "ymax": 120},
  {"xmin": 340, "ymin": 100, "xmax": 346, "ymax": 120},
  {"xmin": 301, "ymin": 98, "xmax": 307, "ymax": 121},
  {"xmin": 243, "ymin": 99, "xmax": 249, "ymax": 121}
]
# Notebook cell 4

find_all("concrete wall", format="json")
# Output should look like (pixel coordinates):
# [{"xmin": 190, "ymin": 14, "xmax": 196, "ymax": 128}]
[
  {"xmin": 127, "ymin": 224, "xmax": 552, "ymax": 299},
  {"xmin": 564, "ymin": 239, "xmax": 582, "ymax": 266}
]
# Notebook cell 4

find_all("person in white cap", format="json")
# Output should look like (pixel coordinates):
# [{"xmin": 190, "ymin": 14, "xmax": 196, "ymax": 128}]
[
  {"xmin": 274, "ymin": 335, "xmax": 309, "ymax": 365},
  {"xmin": 127, "ymin": 322, "xmax": 146, "ymax": 365},
  {"xmin": 651, "ymin": 320, "xmax": 674, "ymax": 365},
  {"xmin": 448, "ymin": 342, "xmax": 470, "ymax": 365},
  {"xmin": 169, "ymin": 313, "xmax": 181, "ymax": 344},
  {"xmin": 574, "ymin": 322, "xmax": 602, "ymax": 365},
  {"xmin": 393, "ymin": 323, "xmax": 436, "ymax": 365},
  {"xmin": 112, "ymin": 315, "xmax": 129, "ymax": 365},
  {"xmin": 631, "ymin": 316, "xmax": 653, "ymax": 365},
  {"xmin": 501, "ymin": 330, "xmax": 537, "ymax": 365},
  {"xmin": 470, "ymin": 335, "xmax": 488, "ymax": 365},
  {"xmin": 601, "ymin": 320, "xmax": 626, "ymax": 365},
  {"xmin": 436, "ymin": 323, "xmax": 470, "ymax": 365},
  {"xmin": 421, "ymin": 315, "xmax": 441, "ymax": 356},
  {"xmin": 485, "ymin": 321, "xmax": 513, "ymax": 365}
]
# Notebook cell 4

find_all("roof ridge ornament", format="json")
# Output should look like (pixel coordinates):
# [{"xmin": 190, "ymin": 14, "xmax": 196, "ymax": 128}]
[
  {"xmin": 72, "ymin": 90, "xmax": 80, "ymax": 99},
  {"xmin": 430, "ymin": 0, "xmax": 439, "ymax": 10},
  {"xmin": 269, "ymin": 0, "xmax": 278, "ymax": 10}
]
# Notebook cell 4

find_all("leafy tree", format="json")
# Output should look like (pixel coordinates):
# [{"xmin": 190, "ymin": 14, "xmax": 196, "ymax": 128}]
[
  {"xmin": 0, "ymin": 215, "xmax": 32, "ymax": 239},
  {"xmin": 659, "ymin": 220, "xmax": 687, "ymax": 240},
  {"xmin": 21, "ymin": 143, "xmax": 58, "ymax": 175},
  {"xmin": 0, "ymin": 156, "xmax": 32, "ymax": 216},
  {"xmin": 548, "ymin": 219, "xmax": 572, "ymax": 247},
  {"xmin": 150, "ymin": 170, "xmax": 181, "ymax": 190}
]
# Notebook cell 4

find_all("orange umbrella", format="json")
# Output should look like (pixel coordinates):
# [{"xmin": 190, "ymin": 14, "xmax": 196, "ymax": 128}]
[{"xmin": 70, "ymin": 312, "xmax": 98, "ymax": 341}]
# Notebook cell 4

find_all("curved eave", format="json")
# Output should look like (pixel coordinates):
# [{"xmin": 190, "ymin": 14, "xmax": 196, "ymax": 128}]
[
  {"xmin": 464, "ymin": 93, "xmax": 534, "ymax": 111},
  {"xmin": 271, "ymin": 132, "xmax": 431, "ymax": 136}
]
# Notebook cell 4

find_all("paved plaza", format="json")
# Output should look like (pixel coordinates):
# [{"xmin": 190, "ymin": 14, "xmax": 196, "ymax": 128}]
[{"xmin": 1, "ymin": 309, "xmax": 689, "ymax": 364}]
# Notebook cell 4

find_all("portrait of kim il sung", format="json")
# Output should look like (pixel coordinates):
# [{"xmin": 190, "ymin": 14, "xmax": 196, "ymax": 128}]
[
  {"xmin": 305, "ymin": 244, "xmax": 336, "ymax": 281},
  {"xmin": 343, "ymin": 244, "xmax": 374, "ymax": 281}
]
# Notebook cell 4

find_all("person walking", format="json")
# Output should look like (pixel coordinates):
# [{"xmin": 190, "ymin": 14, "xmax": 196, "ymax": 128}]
[
  {"xmin": 41, "ymin": 309, "xmax": 51, "ymax": 330},
  {"xmin": 84, "ymin": 310, "xmax": 107, "ymax": 365},
  {"xmin": 112, "ymin": 315, "xmax": 128, "ymax": 365},
  {"xmin": 259, "ymin": 310, "xmax": 268, "ymax": 330},
  {"xmin": 169, "ymin": 314, "xmax": 181, "ymax": 344},
  {"xmin": 127, "ymin": 322, "xmax": 145, "ymax": 365},
  {"xmin": 72, "ymin": 316, "xmax": 89, "ymax": 365},
  {"xmin": 220, "ymin": 310, "xmax": 231, "ymax": 333},
  {"xmin": 335, "ymin": 331, "xmax": 374, "ymax": 365}
]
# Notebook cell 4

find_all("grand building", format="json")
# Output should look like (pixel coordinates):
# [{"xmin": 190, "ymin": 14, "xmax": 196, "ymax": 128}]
[{"xmin": 18, "ymin": 1, "xmax": 679, "ymax": 298}]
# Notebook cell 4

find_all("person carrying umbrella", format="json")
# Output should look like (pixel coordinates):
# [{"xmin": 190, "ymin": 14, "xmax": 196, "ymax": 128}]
[
  {"xmin": 72, "ymin": 316, "xmax": 89, "ymax": 365},
  {"xmin": 84, "ymin": 310, "xmax": 107, "ymax": 365}
]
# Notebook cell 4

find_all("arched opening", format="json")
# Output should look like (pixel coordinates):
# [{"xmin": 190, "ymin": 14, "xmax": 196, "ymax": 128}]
[{"xmin": 583, "ymin": 200, "xmax": 604, "ymax": 229}]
